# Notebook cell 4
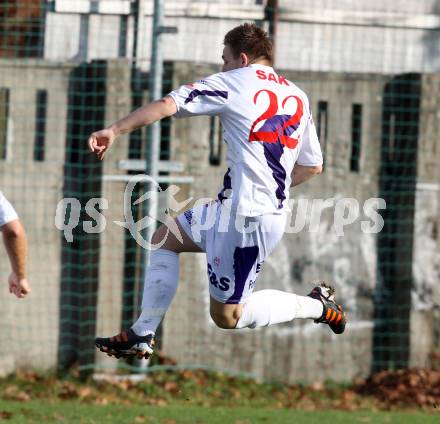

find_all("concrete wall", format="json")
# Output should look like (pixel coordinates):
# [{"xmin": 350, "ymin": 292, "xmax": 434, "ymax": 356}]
[
  {"xmin": 411, "ymin": 74, "xmax": 440, "ymax": 366},
  {"xmin": 0, "ymin": 59, "xmax": 136, "ymax": 376},
  {"xmin": 275, "ymin": 0, "xmax": 440, "ymax": 73},
  {"xmin": 43, "ymin": 0, "xmax": 264, "ymax": 67},
  {"xmin": 43, "ymin": 0, "xmax": 440, "ymax": 74},
  {"xmin": 1, "ymin": 58, "xmax": 439, "ymax": 382},
  {"xmin": 0, "ymin": 59, "xmax": 73, "ymax": 375},
  {"xmin": 94, "ymin": 60, "xmax": 134, "ymax": 372}
]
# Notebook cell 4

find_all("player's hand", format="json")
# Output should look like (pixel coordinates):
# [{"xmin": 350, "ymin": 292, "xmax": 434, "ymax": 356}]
[
  {"xmin": 87, "ymin": 127, "xmax": 117, "ymax": 161},
  {"xmin": 8, "ymin": 272, "xmax": 31, "ymax": 298}
]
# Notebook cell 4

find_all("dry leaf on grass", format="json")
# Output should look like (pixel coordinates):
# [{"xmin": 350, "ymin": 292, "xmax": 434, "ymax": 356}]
[
  {"xmin": 52, "ymin": 412, "xmax": 65, "ymax": 421},
  {"xmin": 355, "ymin": 368, "xmax": 440, "ymax": 409},
  {"xmin": 58, "ymin": 382, "xmax": 79, "ymax": 400},
  {"xmin": 163, "ymin": 381, "xmax": 179, "ymax": 394},
  {"xmin": 93, "ymin": 397, "xmax": 109, "ymax": 406},
  {"xmin": 0, "ymin": 410, "xmax": 13, "ymax": 420},
  {"xmin": 3, "ymin": 386, "xmax": 31, "ymax": 402}
]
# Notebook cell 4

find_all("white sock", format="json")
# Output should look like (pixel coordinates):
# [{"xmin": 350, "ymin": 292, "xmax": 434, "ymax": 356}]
[
  {"xmin": 235, "ymin": 289, "xmax": 323, "ymax": 329},
  {"xmin": 131, "ymin": 249, "xmax": 179, "ymax": 336}
]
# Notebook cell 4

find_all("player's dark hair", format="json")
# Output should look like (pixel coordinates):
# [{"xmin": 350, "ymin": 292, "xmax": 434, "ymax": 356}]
[{"xmin": 224, "ymin": 23, "xmax": 273, "ymax": 65}]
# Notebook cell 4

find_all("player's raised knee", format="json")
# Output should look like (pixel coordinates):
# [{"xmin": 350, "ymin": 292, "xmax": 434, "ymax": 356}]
[
  {"xmin": 209, "ymin": 300, "xmax": 243, "ymax": 329},
  {"xmin": 210, "ymin": 310, "xmax": 238, "ymax": 329}
]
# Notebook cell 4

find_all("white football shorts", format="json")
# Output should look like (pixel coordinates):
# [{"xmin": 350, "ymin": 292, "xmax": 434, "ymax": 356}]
[{"xmin": 177, "ymin": 200, "xmax": 286, "ymax": 304}]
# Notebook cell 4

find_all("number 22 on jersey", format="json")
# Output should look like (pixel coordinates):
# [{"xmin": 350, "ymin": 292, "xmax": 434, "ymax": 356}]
[{"xmin": 248, "ymin": 89, "xmax": 304, "ymax": 149}]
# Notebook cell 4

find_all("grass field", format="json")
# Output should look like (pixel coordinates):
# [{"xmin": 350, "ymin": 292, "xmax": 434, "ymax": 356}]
[
  {"xmin": 0, "ymin": 369, "xmax": 438, "ymax": 423},
  {"xmin": 0, "ymin": 400, "xmax": 438, "ymax": 424}
]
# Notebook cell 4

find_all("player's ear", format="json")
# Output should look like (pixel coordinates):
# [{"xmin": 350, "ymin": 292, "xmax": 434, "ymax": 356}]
[{"xmin": 239, "ymin": 52, "xmax": 249, "ymax": 67}]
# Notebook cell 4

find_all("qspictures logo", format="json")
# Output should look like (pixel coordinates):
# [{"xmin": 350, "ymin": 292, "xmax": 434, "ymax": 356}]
[{"xmin": 55, "ymin": 175, "xmax": 386, "ymax": 250}]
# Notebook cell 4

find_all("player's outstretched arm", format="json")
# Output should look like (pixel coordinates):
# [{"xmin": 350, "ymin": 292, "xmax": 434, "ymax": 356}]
[
  {"xmin": 2, "ymin": 219, "xmax": 30, "ymax": 298},
  {"xmin": 88, "ymin": 96, "xmax": 177, "ymax": 160},
  {"xmin": 290, "ymin": 163, "xmax": 322, "ymax": 187}
]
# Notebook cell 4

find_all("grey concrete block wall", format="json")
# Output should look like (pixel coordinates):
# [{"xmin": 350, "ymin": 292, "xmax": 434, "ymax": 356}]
[
  {"xmin": 0, "ymin": 59, "xmax": 74, "ymax": 376},
  {"xmin": 94, "ymin": 60, "xmax": 133, "ymax": 372},
  {"xmin": 275, "ymin": 0, "xmax": 440, "ymax": 73},
  {"xmin": 0, "ymin": 59, "xmax": 138, "ymax": 375},
  {"xmin": 1, "ymin": 58, "xmax": 439, "ymax": 381},
  {"xmin": 410, "ymin": 74, "xmax": 440, "ymax": 367},
  {"xmin": 42, "ymin": 1, "xmax": 440, "ymax": 74}
]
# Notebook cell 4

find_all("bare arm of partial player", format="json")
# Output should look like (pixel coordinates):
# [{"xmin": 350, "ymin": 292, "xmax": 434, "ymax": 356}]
[
  {"xmin": 2, "ymin": 219, "xmax": 30, "ymax": 298},
  {"xmin": 290, "ymin": 163, "xmax": 322, "ymax": 187},
  {"xmin": 88, "ymin": 96, "xmax": 177, "ymax": 160}
]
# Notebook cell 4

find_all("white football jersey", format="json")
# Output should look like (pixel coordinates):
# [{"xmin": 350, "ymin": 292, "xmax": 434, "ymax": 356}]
[
  {"xmin": 0, "ymin": 191, "xmax": 18, "ymax": 227},
  {"xmin": 169, "ymin": 64, "xmax": 323, "ymax": 216}
]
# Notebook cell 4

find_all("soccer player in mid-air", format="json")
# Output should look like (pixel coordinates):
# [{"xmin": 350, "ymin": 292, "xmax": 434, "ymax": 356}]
[{"xmin": 89, "ymin": 23, "xmax": 346, "ymax": 359}]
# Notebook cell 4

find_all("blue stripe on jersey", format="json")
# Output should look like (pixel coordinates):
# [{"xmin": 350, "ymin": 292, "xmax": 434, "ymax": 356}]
[
  {"xmin": 184, "ymin": 89, "xmax": 228, "ymax": 104},
  {"xmin": 263, "ymin": 142, "xmax": 286, "ymax": 209},
  {"xmin": 218, "ymin": 168, "xmax": 231, "ymax": 203},
  {"xmin": 259, "ymin": 114, "xmax": 300, "ymax": 208},
  {"xmin": 226, "ymin": 246, "xmax": 259, "ymax": 304}
]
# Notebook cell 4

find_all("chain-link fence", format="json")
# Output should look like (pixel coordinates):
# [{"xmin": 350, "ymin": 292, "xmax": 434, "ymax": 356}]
[{"xmin": 0, "ymin": 0, "xmax": 439, "ymax": 383}]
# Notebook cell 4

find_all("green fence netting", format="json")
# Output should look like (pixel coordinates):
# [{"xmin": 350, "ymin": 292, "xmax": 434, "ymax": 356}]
[{"xmin": 0, "ymin": 0, "xmax": 439, "ymax": 383}]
